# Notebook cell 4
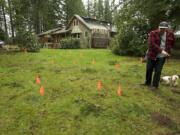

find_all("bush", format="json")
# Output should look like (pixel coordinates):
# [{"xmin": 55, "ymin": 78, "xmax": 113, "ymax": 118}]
[
  {"xmin": 110, "ymin": 21, "xmax": 149, "ymax": 56},
  {"xmin": 16, "ymin": 30, "xmax": 41, "ymax": 52},
  {"xmin": 60, "ymin": 38, "xmax": 81, "ymax": 49},
  {"xmin": 174, "ymin": 38, "xmax": 180, "ymax": 49},
  {"xmin": 0, "ymin": 28, "xmax": 6, "ymax": 41}
]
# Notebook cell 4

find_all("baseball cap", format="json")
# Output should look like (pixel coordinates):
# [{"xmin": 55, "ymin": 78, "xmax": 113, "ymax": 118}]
[{"xmin": 159, "ymin": 21, "xmax": 169, "ymax": 29}]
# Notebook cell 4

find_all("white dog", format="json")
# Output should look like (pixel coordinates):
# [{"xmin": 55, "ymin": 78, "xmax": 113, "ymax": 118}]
[{"xmin": 161, "ymin": 75, "xmax": 179, "ymax": 87}]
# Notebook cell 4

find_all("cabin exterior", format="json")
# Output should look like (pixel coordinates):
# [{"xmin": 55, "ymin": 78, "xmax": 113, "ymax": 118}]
[{"xmin": 39, "ymin": 15, "xmax": 117, "ymax": 48}]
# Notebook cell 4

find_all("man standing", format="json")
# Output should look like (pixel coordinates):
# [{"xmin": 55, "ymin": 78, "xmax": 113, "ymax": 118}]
[{"xmin": 143, "ymin": 21, "xmax": 175, "ymax": 90}]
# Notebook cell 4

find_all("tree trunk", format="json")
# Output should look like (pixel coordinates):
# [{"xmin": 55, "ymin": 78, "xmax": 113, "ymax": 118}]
[
  {"xmin": 34, "ymin": 0, "xmax": 41, "ymax": 34},
  {"xmin": 2, "ymin": 4, "xmax": 8, "ymax": 39},
  {"xmin": 7, "ymin": 0, "xmax": 15, "ymax": 42}
]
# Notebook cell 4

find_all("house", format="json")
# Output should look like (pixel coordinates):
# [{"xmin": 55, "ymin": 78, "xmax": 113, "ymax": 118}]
[
  {"xmin": 38, "ymin": 27, "xmax": 61, "ymax": 48},
  {"xmin": 39, "ymin": 15, "xmax": 117, "ymax": 48}
]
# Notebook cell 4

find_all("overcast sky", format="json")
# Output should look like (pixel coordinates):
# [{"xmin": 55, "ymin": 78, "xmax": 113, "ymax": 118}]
[{"xmin": 82, "ymin": 0, "xmax": 119, "ymax": 6}]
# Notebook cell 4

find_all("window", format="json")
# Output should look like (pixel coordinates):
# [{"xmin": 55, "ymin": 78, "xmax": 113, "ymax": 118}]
[
  {"xmin": 85, "ymin": 32, "xmax": 88, "ymax": 37},
  {"xmin": 73, "ymin": 20, "xmax": 79, "ymax": 26},
  {"xmin": 77, "ymin": 34, "xmax": 80, "ymax": 38}
]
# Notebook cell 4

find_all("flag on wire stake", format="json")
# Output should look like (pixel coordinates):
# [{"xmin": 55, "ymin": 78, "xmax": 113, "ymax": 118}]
[
  {"xmin": 117, "ymin": 85, "xmax": 122, "ymax": 96},
  {"xmin": 115, "ymin": 64, "xmax": 120, "ymax": 71},
  {"xmin": 97, "ymin": 80, "xmax": 102, "ymax": 94},
  {"xmin": 40, "ymin": 86, "xmax": 44, "ymax": 96},
  {"xmin": 36, "ymin": 77, "xmax": 41, "ymax": 85},
  {"xmin": 36, "ymin": 74, "xmax": 41, "ymax": 85}
]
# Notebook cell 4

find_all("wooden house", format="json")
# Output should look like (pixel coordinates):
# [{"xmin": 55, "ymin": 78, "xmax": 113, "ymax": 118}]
[
  {"xmin": 39, "ymin": 15, "xmax": 117, "ymax": 48},
  {"xmin": 38, "ymin": 27, "xmax": 62, "ymax": 48}
]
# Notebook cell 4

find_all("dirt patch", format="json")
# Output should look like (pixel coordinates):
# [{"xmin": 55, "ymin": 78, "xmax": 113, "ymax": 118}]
[
  {"xmin": 151, "ymin": 112, "xmax": 172, "ymax": 126},
  {"xmin": 74, "ymin": 98, "xmax": 104, "ymax": 116},
  {"xmin": 39, "ymin": 110, "xmax": 48, "ymax": 117},
  {"xmin": 81, "ymin": 67, "xmax": 97, "ymax": 73},
  {"xmin": 29, "ymin": 121, "xmax": 38, "ymax": 135}
]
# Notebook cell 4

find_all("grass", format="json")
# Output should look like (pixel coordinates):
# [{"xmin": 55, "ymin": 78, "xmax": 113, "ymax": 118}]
[{"xmin": 0, "ymin": 49, "xmax": 180, "ymax": 135}]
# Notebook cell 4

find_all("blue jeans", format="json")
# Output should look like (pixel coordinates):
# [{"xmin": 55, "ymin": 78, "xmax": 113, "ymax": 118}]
[{"xmin": 145, "ymin": 57, "xmax": 166, "ymax": 88}]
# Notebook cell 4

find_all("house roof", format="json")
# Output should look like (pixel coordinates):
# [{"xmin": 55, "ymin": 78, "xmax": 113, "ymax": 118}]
[
  {"xmin": 38, "ymin": 27, "xmax": 61, "ymax": 36},
  {"xmin": 66, "ymin": 15, "xmax": 91, "ymax": 30},
  {"xmin": 52, "ymin": 28, "xmax": 70, "ymax": 34},
  {"xmin": 38, "ymin": 15, "xmax": 117, "ymax": 36},
  {"xmin": 67, "ymin": 15, "xmax": 117, "ymax": 32}
]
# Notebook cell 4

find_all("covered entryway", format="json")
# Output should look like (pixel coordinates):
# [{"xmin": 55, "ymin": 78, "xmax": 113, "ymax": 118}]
[{"xmin": 91, "ymin": 37, "xmax": 110, "ymax": 48}]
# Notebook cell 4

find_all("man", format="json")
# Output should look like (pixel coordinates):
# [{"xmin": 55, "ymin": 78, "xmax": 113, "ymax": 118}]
[{"xmin": 143, "ymin": 21, "xmax": 175, "ymax": 90}]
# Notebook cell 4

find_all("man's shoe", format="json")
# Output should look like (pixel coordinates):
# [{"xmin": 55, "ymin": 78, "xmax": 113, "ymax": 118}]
[{"xmin": 149, "ymin": 86, "xmax": 158, "ymax": 91}]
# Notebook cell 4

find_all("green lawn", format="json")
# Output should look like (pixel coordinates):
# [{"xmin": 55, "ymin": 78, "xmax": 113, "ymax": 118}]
[{"xmin": 0, "ymin": 49, "xmax": 180, "ymax": 135}]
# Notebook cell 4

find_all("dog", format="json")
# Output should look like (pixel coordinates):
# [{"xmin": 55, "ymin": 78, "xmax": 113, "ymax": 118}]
[{"xmin": 161, "ymin": 75, "xmax": 179, "ymax": 87}]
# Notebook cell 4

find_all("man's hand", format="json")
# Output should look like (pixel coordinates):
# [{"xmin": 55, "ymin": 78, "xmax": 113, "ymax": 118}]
[{"xmin": 162, "ymin": 50, "xmax": 170, "ymax": 57}]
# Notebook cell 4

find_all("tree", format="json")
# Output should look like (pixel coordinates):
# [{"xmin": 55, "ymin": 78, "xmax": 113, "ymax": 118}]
[
  {"xmin": 104, "ymin": 0, "xmax": 112, "ymax": 22},
  {"xmin": 93, "ymin": 0, "xmax": 97, "ymax": 18},
  {"xmin": 7, "ymin": 0, "xmax": 15, "ymax": 41},
  {"xmin": 0, "ymin": 27, "xmax": 5, "ymax": 41},
  {"xmin": 63, "ymin": 0, "xmax": 86, "ymax": 24},
  {"xmin": 133, "ymin": 0, "xmax": 180, "ymax": 29},
  {"xmin": 165, "ymin": 0, "xmax": 180, "ymax": 28},
  {"xmin": 97, "ymin": 0, "xmax": 104, "ymax": 20},
  {"xmin": 111, "ymin": 0, "xmax": 150, "ymax": 56},
  {"xmin": 0, "ymin": 0, "xmax": 8, "ymax": 40},
  {"xmin": 52, "ymin": 0, "xmax": 65, "ymax": 27},
  {"xmin": 87, "ymin": 0, "xmax": 94, "ymax": 17},
  {"xmin": 111, "ymin": 0, "xmax": 180, "ymax": 56}
]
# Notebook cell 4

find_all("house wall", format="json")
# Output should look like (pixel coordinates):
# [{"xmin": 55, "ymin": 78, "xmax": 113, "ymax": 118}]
[
  {"xmin": 69, "ymin": 18, "xmax": 92, "ymax": 48},
  {"xmin": 91, "ymin": 29, "xmax": 110, "ymax": 48},
  {"xmin": 46, "ymin": 16, "xmax": 116, "ymax": 49},
  {"xmin": 69, "ymin": 18, "xmax": 111, "ymax": 48}
]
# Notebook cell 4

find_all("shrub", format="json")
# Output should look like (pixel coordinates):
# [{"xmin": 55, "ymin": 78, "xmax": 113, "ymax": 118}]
[
  {"xmin": 16, "ymin": 30, "xmax": 41, "ymax": 52},
  {"xmin": 0, "ymin": 28, "xmax": 5, "ymax": 41},
  {"xmin": 110, "ymin": 21, "xmax": 149, "ymax": 56},
  {"xmin": 60, "ymin": 38, "xmax": 81, "ymax": 49},
  {"xmin": 174, "ymin": 38, "xmax": 180, "ymax": 49}
]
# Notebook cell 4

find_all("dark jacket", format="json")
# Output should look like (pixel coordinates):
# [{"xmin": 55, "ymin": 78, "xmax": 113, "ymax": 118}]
[{"xmin": 147, "ymin": 29, "xmax": 175, "ymax": 60}]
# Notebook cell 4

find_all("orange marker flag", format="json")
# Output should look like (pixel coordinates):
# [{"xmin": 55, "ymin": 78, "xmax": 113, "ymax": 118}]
[
  {"xmin": 40, "ymin": 86, "xmax": 44, "ymax": 96},
  {"xmin": 117, "ymin": 85, "xmax": 122, "ymax": 96},
  {"xmin": 36, "ymin": 77, "xmax": 41, "ymax": 85},
  {"xmin": 115, "ymin": 64, "xmax": 120, "ymax": 70},
  {"xmin": 97, "ymin": 80, "xmax": 102, "ymax": 94},
  {"xmin": 36, "ymin": 74, "xmax": 41, "ymax": 85}
]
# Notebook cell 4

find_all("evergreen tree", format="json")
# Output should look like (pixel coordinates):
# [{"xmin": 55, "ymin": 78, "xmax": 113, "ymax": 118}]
[
  {"xmin": 93, "ymin": 0, "xmax": 97, "ymax": 18},
  {"xmin": 87, "ymin": 0, "xmax": 94, "ymax": 17},
  {"xmin": 97, "ymin": 0, "xmax": 104, "ymax": 20},
  {"xmin": 7, "ymin": 0, "xmax": 15, "ymax": 41},
  {"xmin": 63, "ymin": 0, "xmax": 86, "ymax": 24},
  {"xmin": 104, "ymin": 0, "xmax": 112, "ymax": 22},
  {"xmin": 0, "ymin": 0, "xmax": 8, "ymax": 40}
]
